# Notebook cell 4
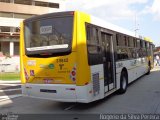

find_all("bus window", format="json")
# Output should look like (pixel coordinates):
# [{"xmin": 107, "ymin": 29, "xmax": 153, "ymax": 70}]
[
  {"xmin": 24, "ymin": 16, "xmax": 73, "ymax": 56},
  {"xmin": 87, "ymin": 26, "xmax": 101, "ymax": 54},
  {"xmin": 124, "ymin": 36, "xmax": 127, "ymax": 46},
  {"xmin": 128, "ymin": 37, "xmax": 134, "ymax": 47},
  {"xmin": 86, "ymin": 24, "xmax": 102, "ymax": 65},
  {"xmin": 140, "ymin": 40, "xmax": 143, "ymax": 48},
  {"xmin": 137, "ymin": 39, "xmax": 140, "ymax": 48},
  {"xmin": 133, "ymin": 38, "xmax": 136, "ymax": 47},
  {"xmin": 86, "ymin": 25, "xmax": 91, "ymax": 42},
  {"xmin": 147, "ymin": 42, "xmax": 149, "ymax": 49},
  {"xmin": 116, "ymin": 34, "xmax": 119, "ymax": 46}
]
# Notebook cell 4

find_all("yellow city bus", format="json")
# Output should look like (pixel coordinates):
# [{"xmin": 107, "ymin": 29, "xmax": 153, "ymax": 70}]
[{"xmin": 20, "ymin": 11, "xmax": 154, "ymax": 103}]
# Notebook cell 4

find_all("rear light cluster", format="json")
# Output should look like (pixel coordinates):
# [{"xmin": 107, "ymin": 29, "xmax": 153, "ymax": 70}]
[
  {"xmin": 70, "ymin": 65, "xmax": 76, "ymax": 82},
  {"xmin": 70, "ymin": 11, "xmax": 74, "ymax": 15}
]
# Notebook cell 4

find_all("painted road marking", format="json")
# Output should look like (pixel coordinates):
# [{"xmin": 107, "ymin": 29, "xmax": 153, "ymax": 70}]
[
  {"xmin": 0, "ymin": 94, "xmax": 22, "ymax": 102},
  {"xmin": 64, "ymin": 104, "xmax": 78, "ymax": 111}
]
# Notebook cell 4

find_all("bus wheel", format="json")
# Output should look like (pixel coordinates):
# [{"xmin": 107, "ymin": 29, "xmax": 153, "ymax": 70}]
[
  {"xmin": 119, "ymin": 71, "xmax": 128, "ymax": 94},
  {"xmin": 146, "ymin": 62, "xmax": 151, "ymax": 75}
]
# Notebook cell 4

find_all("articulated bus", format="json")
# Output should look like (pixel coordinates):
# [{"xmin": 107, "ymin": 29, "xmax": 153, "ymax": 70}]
[{"xmin": 20, "ymin": 11, "xmax": 154, "ymax": 103}]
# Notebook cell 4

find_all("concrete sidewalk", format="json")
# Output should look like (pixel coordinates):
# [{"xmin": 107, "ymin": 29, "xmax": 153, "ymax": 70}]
[
  {"xmin": 152, "ymin": 65, "xmax": 160, "ymax": 72},
  {"xmin": 0, "ymin": 80, "xmax": 21, "ymax": 84},
  {"xmin": 0, "ymin": 80, "xmax": 22, "ymax": 102}
]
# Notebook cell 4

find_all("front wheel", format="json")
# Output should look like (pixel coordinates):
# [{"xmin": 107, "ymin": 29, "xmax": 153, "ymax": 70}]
[
  {"xmin": 146, "ymin": 62, "xmax": 151, "ymax": 75},
  {"xmin": 118, "ymin": 71, "xmax": 128, "ymax": 94}
]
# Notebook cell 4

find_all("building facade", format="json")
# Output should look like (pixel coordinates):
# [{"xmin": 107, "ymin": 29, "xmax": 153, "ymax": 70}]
[{"xmin": 0, "ymin": 0, "xmax": 65, "ymax": 57}]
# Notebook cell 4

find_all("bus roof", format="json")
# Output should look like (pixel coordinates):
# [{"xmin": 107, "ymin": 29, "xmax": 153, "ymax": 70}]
[
  {"xmin": 86, "ymin": 12, "xmax": 141, "ymax": 39},
  {"xmin": 24, "ymin": 10, "xmax": 145, "ymax": 40}
]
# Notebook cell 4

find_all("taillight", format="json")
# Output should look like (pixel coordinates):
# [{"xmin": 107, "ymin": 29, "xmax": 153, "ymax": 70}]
[
  {"xmin": 70, "ymin": 11, "xmax": 74, "ymax": 15},
  {"xmin": 70, "ymin": 65, "xmax": 76, "ymax": 82},
  {"xmin": 71, "ymin": 71, "xmax": 76, "ymax": 76}
]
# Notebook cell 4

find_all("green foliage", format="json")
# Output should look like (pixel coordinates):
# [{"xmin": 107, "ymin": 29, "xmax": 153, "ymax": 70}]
[{"xmin": 0, "ymin": 72, "xmax": 20, "ymax": 80}]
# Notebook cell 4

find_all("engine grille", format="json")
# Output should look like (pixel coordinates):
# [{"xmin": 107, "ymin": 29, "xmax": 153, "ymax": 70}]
[{"xmin": 92, "ymin": 73, "xmax": 100, "ymax": 96}]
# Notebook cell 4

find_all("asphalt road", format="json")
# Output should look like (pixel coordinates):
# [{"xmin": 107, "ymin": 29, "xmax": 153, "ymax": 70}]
[
  {"xmin": 0, "ymin": 66, "xmax": 160, "ymax": 119},
  {"xmin": 0, "ymin": 82, "xmax": 21, "ymax": 102}
]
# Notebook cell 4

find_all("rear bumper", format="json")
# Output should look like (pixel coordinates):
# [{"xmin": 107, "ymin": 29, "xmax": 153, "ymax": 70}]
[{"xmin": 21, "ymin": 83, "xmax": 93, "ymax": 103}]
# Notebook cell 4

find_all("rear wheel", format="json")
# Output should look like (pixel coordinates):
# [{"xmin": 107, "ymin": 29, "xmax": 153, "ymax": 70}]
[{"xmin": 119, "ymin": 71, "xmax": 128, "ymax": 94}]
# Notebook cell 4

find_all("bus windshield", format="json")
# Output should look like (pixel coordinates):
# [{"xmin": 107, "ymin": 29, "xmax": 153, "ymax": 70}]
[{"xmin": 24, "ymin": 16, "xmax": 73, "ymax": 56}]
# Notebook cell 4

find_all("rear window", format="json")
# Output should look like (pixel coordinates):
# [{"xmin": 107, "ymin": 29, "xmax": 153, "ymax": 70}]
[{"xmin": 24, "ymin": 16, "xmax": 73, "ymax": 57}]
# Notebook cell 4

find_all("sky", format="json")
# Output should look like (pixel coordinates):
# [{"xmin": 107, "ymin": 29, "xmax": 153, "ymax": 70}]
[{"xmin": 64, "ymin": 0, "xmax": 160, "ymax": 47}]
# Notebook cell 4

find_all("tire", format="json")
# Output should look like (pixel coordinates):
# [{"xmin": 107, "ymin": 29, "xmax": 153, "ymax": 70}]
[
  {"xmin": 119, "ymin": 71, "xmax": 128, "ymax": 94},
  {"xmin": 146, "ymin": 62, "xmax": 151, "ymax": 75}
]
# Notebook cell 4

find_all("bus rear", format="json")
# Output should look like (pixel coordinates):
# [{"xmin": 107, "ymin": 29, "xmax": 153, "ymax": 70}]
[{"xmin": 20, "ymin": 11, "xmax": 93, "ymax": 103}]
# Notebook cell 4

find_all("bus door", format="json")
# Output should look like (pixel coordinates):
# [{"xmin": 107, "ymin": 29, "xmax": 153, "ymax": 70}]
[{"xmin": 101, "ymin": 32, "xmax": 116, "ymax": 92}]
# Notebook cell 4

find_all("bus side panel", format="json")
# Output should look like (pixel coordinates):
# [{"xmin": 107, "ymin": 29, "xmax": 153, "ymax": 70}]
[
  {"xmin": 72, "ymin": 11, "xmax": 77, "ymax": 52},
  {"xmin": 75, "ymin": 12, "xmax": 105, "ymax": 102},
  {"xmin": 20, "ymin": 22, "xmax": 26, "ymax": 84},
  {"xmin": 74, "ymin": 12, "xmax": 94, "ymax": 102},
  {"xmin": 76, "ymin": 65, "xmax": 105, "ymax": 103},
  {"xmin": 75, "ymin": 12, "xmax": 91, "ymax": 86},
  {"xmin": 90, "ymin": 64, "xmax": 105, "ymax": 101},
  {"xmin": 116, "ymin": 58, "xmax": 149, "ymax": 86}
]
